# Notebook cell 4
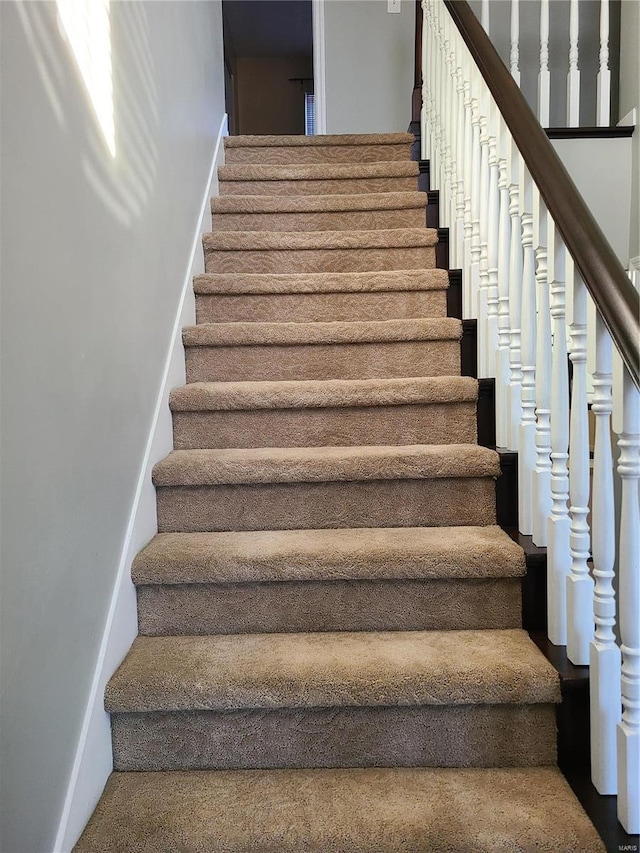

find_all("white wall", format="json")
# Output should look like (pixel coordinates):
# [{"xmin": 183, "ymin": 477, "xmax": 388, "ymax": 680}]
[
  {"xmin": 0, "ymin": 3, "xmax": 226, "ymax": 851},
  {"xmin": 322, "ymin": 0, "xmax": 414, "ymax": 134},
  {"xmin": 619, "ymin": 0, "xmax": 640, "ymax": 260},
  {"xmin": 551, "ymin": 136, "xmax": 633, "ymax": 264}
]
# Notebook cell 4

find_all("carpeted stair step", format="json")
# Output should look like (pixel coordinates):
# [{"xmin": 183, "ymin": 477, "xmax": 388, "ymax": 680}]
[
  {"xmin": 218, "ymin": 160, "xmax": 420, "ymax": 196},
  {"xmin": 170, "ymin": 376, "xmax": 478, "ymax": 449},
  {"xmin": 211, "ymin": 192, "xmax": 427, "ymax": 232},
  {"xmin": 223, "ymin": 132, "xmax": 416, "ymax": 164},
  {"xmin": 203, "ymin": 228, "xmax": 437, "ymax": 274},
  {"xmin": 105, "ymin": 628, "xmax": 559, "ymax": 771},
  {"xmin": 74, "ymin": 766, "xmax": 606, "ymax": 853},
  {"xmin": 152, "ymin": 444, "xmax": 500, "ymax": 532},
  {"xmin": 183, "ymin": 318, "xmax": 461, "ymax": 382},
  {"xmin": 132, "ymin": 526, "xmax": 525, "ymax": 635},
  {"xmin": 194, "ymin": 268, "xmax": 449, "ymax": 323}
]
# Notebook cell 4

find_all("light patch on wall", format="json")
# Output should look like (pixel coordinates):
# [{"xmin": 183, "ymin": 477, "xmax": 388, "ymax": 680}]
[{"xmin": 56, "ymin": 0, "xmax": 116, "ymax": 156}]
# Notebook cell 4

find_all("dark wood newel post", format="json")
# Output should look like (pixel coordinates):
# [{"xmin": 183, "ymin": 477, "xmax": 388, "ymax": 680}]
[{"xmin": 412, "ymin": 0, "xmax": 423, "ymax": 122}]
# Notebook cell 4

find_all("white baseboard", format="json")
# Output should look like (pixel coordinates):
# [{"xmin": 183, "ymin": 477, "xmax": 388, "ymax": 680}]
[{"xmin": 53, "ymin": 112, "xmax": 228, "ymax": 853}]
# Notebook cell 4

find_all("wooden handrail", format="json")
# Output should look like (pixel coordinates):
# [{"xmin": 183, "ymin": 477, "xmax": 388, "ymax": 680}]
[{"xmin": 442, "ymin": 0, "xmax": 639, "ymax": 387}]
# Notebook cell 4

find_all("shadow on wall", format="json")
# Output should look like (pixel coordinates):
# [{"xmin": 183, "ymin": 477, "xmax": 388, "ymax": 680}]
[{"xmin": 16, "ymin": 0, "xmax": 159, "ymax": 226}]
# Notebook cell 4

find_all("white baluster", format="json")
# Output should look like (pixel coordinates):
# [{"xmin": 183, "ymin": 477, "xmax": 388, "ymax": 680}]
[
  {"xmin": 616, "ymin": 367, "xmax": 640, "ymax": 835},
  {"xmin": 462, "ymin": 67, "xmax": 474, "ymax": 318},
  {"xmin": 477, "ymin": 91, "xmax": 490, "ymax": 377},
  {"xmin": 454, "ymin": 59, "xmax": 466, "ymax": 272},
  {"xmin": 485, "ymin": 124, "xmax": 500, "ymax": 379},
  {"xmin": 567, "ymin": 0, "xmax": 580, "ymax": 126},
  {"xmin": 470, "ymin": 95, "xmax": 482, "ymax": 328},
  {"xmin": 420, "ymin": 0, "xmax": 429, "ymax": 161},
  {"xmin": 447, "ymin": 36, "xmax": 458, "ymax": 241},
  {"xmin": 510, "ymin": 0, "xmax": 520, "ymax": 85},
  {"xmin": 538, "ymin": 0, "xmax": 550, "ymax": 126},
  {"xmin": 518, "ymin": 168, "xmax": 536, "ymax": 535},
  {"xmin": 547, "ymin": 224, "xmax": 570, "ymax": 644},
  {"xmin": 481, "ymin": 0, "xmax": 489, "ymax": 33},
  {"xmin": 496, "ymin": 149, "xmax": 511, "ymax": 447},
  {"xmin": 532, "ymin": 196, "xmax": 552, "ymax": 545},
  {"xmin": 427, "ymin": 1, "xmax": 437, "ymax": 164},
  {"xmin": 431, "ymin": 6, "xmax": 441, "ymax": 186},
  {"xmin": 440, "ymin": 18, "xmax": 452, "ymax": 226},
  {"xmin": 440, "ymin": 19, "xmax": 451, "ymax": 213},
  {"xmin": 596, "ymin": 0, "xmax": 611, "ymax": 126},
  {"xmin": 566, "ymin": 272, "xmax": 593, "ymax": 664},
  {"xmin": 507, "ymin": 140, "xmax": 523, "ymax": 451},
  {"xmin": 589, "ymin": 312, "xmax": 621, "ymax": 794}
]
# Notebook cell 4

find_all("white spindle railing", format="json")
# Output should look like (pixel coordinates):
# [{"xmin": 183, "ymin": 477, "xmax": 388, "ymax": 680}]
[
  {"xmin": 509, "ymin": 0, "xmax": 519, "ymax": 85},
  {"xmin": 421, "ymin": 0, "xmax": 639, "ymax": 832},
  {"xmin": 616, "ymin": 367, "xmax": 640, "ymax": 833},
  {"xmin": 596, "ymin": 0, "xmax": 611, "ymax": 126},
  {"xmin": 518, "ymin": 166, "xmax": 536, "ymax": 535},
  {"xmin": 476, "ymin": 0, "xmax": 615, "ymax": 129},
  {"xmin": 538, "ymin": 0, "xmax": 550, "ymax": 128},
  {"xmin": 547, "ymin": 222, "xmax": 570, "ymax": 645},
  {"xmin": 477, "ymin": 94, "xmax": 491, "ymax": 377},
  {"xmin": 485, "ymin": 126, "xmax": 500, "ymax": 378},
  {"xmin": 566, "ymin": 271, "xmax": 594, "ymax": 665},
  {"xmin": 567, "ymin": 0, "xmax": 581, "ymax": 126},
  {"xmin": 495, "ymin": 142, "xmax": 511, "ymax": 447},
  {"xmin": 590, "ymin": 312, "xmax": 620, "ymax": 794},
  {"xmin": 532, "ymin": 194, "xmax": 552, "ymax": 546},
  {"xmin": 507, "ymin": 138, "xmax": 523, "ymax": 452}
]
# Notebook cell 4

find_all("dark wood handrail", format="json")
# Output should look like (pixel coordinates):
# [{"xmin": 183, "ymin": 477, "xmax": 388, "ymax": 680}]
[{"xmin": 442, "ymin": 0, "xmax": 639, "ymax": 387}]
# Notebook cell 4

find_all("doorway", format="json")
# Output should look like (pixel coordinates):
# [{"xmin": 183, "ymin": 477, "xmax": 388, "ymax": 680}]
[{"xmin": 222, "ymin": 0, "xmax": 314, "ymax": 136}]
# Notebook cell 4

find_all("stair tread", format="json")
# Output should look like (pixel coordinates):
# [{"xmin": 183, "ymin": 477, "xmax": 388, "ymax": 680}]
[
  {"xmin": 219, "ymin": 161, "xmax": 420, "ymax": 181},
  {"xmin": 225, "ymin": 132, "xmax": 416, "ymax": 148},
  {"xmin": 193, "ymin": 268, "xmax": 449, "ymax": 295},
  {"xmin": 152, "ymin": 444, "xmax": 500, "ymax": 487},
  {"xmin": 211, "ymin": 191, "xmax": 427, "ymax": 214},
  {"xmin": 132, "ymin": 526, "xmax": 525, "ymax": 585},
  {"xmin": 105, "ymin": 628, "xmax": 560, "ymax": 712},
  {"xmin": 170, "ymin": 376, "xmax": 478, "ymax": 412},
  {"xmin": 183, "ymin": 317, "xmax": 461, "ymax": 347},
  {"xmin": 75, "ymin": 766, "xmax": 605, "ymax": 853},
  {"xmin": 203, "ymin": 227, "xmax": 437, "ymax": 252}
]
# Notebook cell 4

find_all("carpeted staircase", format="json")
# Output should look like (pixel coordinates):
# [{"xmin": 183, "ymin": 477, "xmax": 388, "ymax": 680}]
[{"xmin": 76, "ymin": 133, "xmax": 605, "ymax": 852}]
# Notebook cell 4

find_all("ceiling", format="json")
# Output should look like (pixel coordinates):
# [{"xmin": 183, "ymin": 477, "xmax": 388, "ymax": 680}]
[{"xmin": 222, "ymin": 0, "xmax": 313, "ymax": 60}]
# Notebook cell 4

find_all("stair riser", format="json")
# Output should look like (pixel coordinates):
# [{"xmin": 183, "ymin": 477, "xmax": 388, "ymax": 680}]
[
  {"xmin": 111, "ymin": 704, "xmax": 556, "ymax": 771},
  {"xmin": 224, "ymin": 144, "xmax": 414, "ymax": 165},
  {"xmin": 155, "ymin": 478, "xmax": 497, "ymax": 533},
  {"xmin": 219, "ymin": 177, "xmax": 419, "ymax": 196},
  {"xmin": 195, "ymin": 290, "xmax": 447, "ymax": 323},
  {"xmin": 185, "ymin": 341, "xmax": 460, "ymax": 383},
  {"xmin": 211, "ymin": 209, "xmax": 425, "ymax": 232},
  {"xmin": 204, "ymin": 246, "xmax": 436, "ymax": 274},
  {"xmin": 136, "ymin": 578, "xmax": 522, "ymax": 635},
  {"xmin": 172, "ymin": 402, "xmax": 477, "ymax": 449}
]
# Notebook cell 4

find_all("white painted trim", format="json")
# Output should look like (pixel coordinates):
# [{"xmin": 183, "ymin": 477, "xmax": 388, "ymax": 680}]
[
  {"xmin": 617, "ymin": 108, "xmax": 637, "ymax": 128},
  {"xmin": 312, "ymin": 0, "xmax": 327, "ymax": 134},
  {"xmin": 53, "ymin": 112, "xmax": 228, "ymax": 853}
]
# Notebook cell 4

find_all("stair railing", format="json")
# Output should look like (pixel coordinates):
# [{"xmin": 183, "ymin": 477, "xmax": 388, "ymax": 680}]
[
  {"xmin": 475, "ymin": 0, "xmax": 614, "ymax": 128},
  {"xmin": 420, "ymin": 0, "xmax": 639, "ymax": 834}
]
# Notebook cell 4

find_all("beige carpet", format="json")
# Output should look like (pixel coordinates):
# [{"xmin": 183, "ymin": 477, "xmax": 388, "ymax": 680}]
[{"xmin": 75, "ymin": 132, "xmax": 605, "ymax": 851}]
